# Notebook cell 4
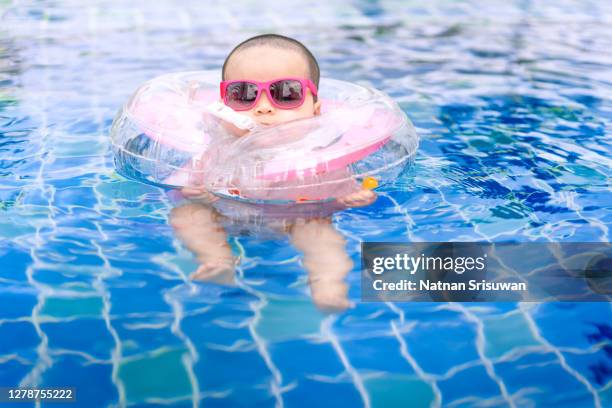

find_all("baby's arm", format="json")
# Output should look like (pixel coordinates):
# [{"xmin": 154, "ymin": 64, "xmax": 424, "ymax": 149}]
[{"xmin": 290, "ymin": 218, "xmax": 353, "ymax": 311}]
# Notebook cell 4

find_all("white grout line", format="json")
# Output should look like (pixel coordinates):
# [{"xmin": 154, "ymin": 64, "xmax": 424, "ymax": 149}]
[
  {"xmin": 232, "ymin": 239, "xmax": 285, "ymax": 408},
  {"xmin": 519, "ymin": 303, "xmax": 602, "ymax": 408},
  {"xmin": 159, "ymin": 194, "xmax": 201, "ymax": 408},
  {"xmin": 387, "ymin": 302, "xmax": 442, "ymax": 408},
  {"xmin": 444, "ymin": 303, "xmax": 517, "ymax": 408},
  {"xmin": 321, "ymin": 315, "xmax": 371, "ymax": 408},
  {"xmin": 19, "ymin": 13, "xmax": 54, "ymax": 404}
]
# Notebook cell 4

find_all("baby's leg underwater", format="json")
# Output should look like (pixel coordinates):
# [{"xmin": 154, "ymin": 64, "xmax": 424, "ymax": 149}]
[
  {"xmin": 290, "ymin": 218, "xmax": 353, "ymax": 311},
  {"xmin": 170, "ymin": 203, "xmax": 236, "ymax": 284}
]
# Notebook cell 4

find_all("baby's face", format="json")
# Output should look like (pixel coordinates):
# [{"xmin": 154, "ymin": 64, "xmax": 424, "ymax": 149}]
[{"xmin": 223, "ymin": 46, "xmax": 321, "ymax": 127}]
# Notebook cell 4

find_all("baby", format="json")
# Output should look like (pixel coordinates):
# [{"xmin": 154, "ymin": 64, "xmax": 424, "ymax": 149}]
[{"xmin": 170, "ymin": 34, "xmax": 376, "ymax": 311}]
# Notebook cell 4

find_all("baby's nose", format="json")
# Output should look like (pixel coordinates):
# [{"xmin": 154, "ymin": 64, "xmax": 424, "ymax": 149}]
[{"xmin": 254, "ymin": 93, "xmax": 274, "ymax": 115}]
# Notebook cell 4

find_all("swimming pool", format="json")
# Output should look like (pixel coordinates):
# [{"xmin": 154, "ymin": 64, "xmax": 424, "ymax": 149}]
[{"xmin": 1, "ymin": 0, "xmax": 610, "ymax": 407}]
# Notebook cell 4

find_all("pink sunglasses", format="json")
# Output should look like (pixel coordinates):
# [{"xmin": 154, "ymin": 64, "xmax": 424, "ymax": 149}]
[{"xmin": 220, "ymin": 78, "xmax": 318, "ymax": 111}]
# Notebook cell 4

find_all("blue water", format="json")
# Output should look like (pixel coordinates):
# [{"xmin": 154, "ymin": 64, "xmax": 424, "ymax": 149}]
[{"xmin": 1, "ymin": 1, "xmax": 611, "ymax": 407}]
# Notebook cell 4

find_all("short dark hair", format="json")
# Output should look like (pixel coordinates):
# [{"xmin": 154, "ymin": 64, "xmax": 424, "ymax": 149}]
[{"xmin": 222, "ymin": 34, "xmax": 320, "ymax": 89}]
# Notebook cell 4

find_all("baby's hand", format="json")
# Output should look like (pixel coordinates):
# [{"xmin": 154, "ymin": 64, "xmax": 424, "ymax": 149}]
[
  {"xmin": 181, "ymin": 186, "xmax": 219, "ymax": 203},
  {"xmin": 336, "ymin": 189, "xmax": 377, "ymax": 208}
]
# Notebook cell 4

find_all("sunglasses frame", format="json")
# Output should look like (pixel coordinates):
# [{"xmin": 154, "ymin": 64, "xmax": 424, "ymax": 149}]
[{"xmin": 220, "ymin": 78, "xmax": 318, "ymax": 111}]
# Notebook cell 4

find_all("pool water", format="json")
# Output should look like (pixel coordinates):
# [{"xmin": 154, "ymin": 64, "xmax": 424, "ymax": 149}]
[{"xmin": 1, "ymin": 1, "xmax": 611, "ymax": 407}]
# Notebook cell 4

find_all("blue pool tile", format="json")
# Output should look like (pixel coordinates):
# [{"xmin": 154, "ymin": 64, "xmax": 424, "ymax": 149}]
[
  {"xmin": 113, "ymin": 316, "xmax": 185, "ymax": 357},
  {"xmin": 41, "ymin": 354, "xmax": 117, "ymax": 407},
  {"xmin": 195, "ymin": 348, "xmax": 271, "ymax": 391},
  {"xmin": 131, "ymin": 402, "xmax": 193, "ymax": 408},
  {"xmin": 562, "ymin": 349, "xmax": 612, "ymax": 388},
  {"xmin": 38, "ymin": 237, "xmax": 106, "ymax": 268},
  {"xmin": 365, "ymin": 374, "xmax": 435, "ymax": 408},
  {"xmin": 0, "ymin": 244, "xmax": 32, "ymax": 282},
  {"xmin": 118, "ymin": 348, "xmax": 192, "ymax": 405},
  {"xmin": 437, "ymin": 364, "xmax": 501, "ymax": 405},
  {"xmin": 0, "ymin": 321, "xmax": 39, "ymax": 357},
  {"xmin": 284, "ymin": 377, "xmax": 363, "ymax": 408},
  {"xmin": 31, "ymin": 267, "xmax": 94, "ymax": 287},
  {"xmin": 107, "ymin": 274, "xmax": 174, "ymax": 315},
  {"xmin": 400, "ymin": 321, "xmax": 480, "ymax": 375},
  {"xmin": 202, "ymin": 391, "xmax": 276, "ymax": 408},
  {"xmin": 270, "ymin": 339, "xmax": 345, "ymax": 383},
  {"xmin": 534, "ymin": 303, "xmax": 612, "ymax": 349},
  {"xmin": 41, "ymin": 318, "xmax": 114, "ymax": 360},
  {"xmin": 341, "ymin": 336, "xmax": 416, "ymax": 374},
  {"xmin": 255, "ymin": 297, "xmax": 324, "ymax": 343},
  {"xmin": 0, "ymin": 358, "xmax": 32, "ymax": 387},
  {"xmin": 0, "ymin": 289, "xmax": 38, "ymax": 319},
  {"xmin": 182, "ymin": 314, "xmax": 253, "ymax": 348},
  {"xmin": 494, "ymin": 351, "xmax": 596, "ymax": 407}
]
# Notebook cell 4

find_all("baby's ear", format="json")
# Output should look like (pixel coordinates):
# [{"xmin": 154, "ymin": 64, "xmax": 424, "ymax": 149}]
[{"xmin": 314, "ymin": 100, "xmax": 322, "ymax": 116}]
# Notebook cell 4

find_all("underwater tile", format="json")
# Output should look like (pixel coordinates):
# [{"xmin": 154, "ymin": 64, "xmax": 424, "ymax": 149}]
[
  {"xmin": 41, "ymin": 354, "xmax": 117, "ymax": 407},
  {"xmin": 483, "ymin": 312, "xmax": 539, "ymax": 359},
  {"xmin": 270, "ymin": 339, "xmax": 345, "ymax": 383},
  {"xmin": 195, "ymin": 347, "xmax": 271, "ymax": 391},
  {"xmin": 494, "ymin": 351, "xmax": 596, "ymax": 407},
  {"xmin": 113, "ymin": 316, "xmax": 186, "ymax": 358},
  {"xmin": 38, "ymin": 237, "xmax": 106, "ymax": 268},
  {"xmin": 107, "ymin": 275, "xmax": 174, "ymax": 315},
  {"xmin": 0, "ymin": 244, "xmax": 32, "ymax": 282},
  {"xmin": 400, "ymin": 321, "xmax": 479, "ymax": 375},
  {"xmin": 41, "ymin": 318, "xmax": 114, "ymax": 360},
  {"xmin": 437, "ymin": 364, "xmax": 501, "ymax": 404},
  {"xmin": 0, "ymin": 220, "xmax": 36, "ymax": 244},
  {"xmin": 532, "ymin": 303, "xmax": 611, "ymax": 349},
  {"xmin": 0, "ymin": 321, "xmax": 39, "ymax": 356},
  {"xmin": 181, "ymin": 313, "xmax": 253, "ymax": 349},
  {"xmin": 118, "ymin": 348, "xmax": 192, "ymax": 405},
  {"xmin": 30, "ymin": 267, "xmax": 95, "ymax": 288},
  {"xmin": 201, "ymin": 390, "xmax": 276, "ymax": 408},
  {"xmin": 40, "ymin": 295, "xmax": 103, "ymax": 319},
  {"xmin": 393, "ymin": 303, "xmax": 465, "ymax": 325},
  {"xmin": 255, "ymin": 297, "xmax": 323, "ymax": 343},
  {"xmin": 0, "ymin": 358, "xmax": 32, "ymax": 387},
  {"xmin": 53, "ymin": 185, "xmax": 96, "ymax": 208},
  {"xmin": 284, "ymin": 377, "xmax": 363, "ymax": 408},
  {"xmin": 600, "ymin": 385, "xmax": 612, "ymax": 408},
  {"xmin": 334, "ymin": 304, "xmax": 398, "ymax": 338},
  {"xmin": 562, "ymin": 349, "xmax": 612, "ymax": 389},
  {"xmin": 341, "ymin": 336, "xmax": 415, "ymax": 374},
  {"xmin": 0, "ymin": 288, "xmax": 38, "ymax": 319},
  {"xmin": 365, "ymin": 374, "xmax": 434, "ymax": 408},
  {"xmin": 129, "ymin": 402, "xmax": 193, "ymax": 408}
]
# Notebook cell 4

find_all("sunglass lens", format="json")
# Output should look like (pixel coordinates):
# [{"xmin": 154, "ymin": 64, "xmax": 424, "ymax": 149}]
[
  {"xmin": 226, "ymin": 82, "xmax": 258, "ymax": 109},
  {"xmin": 269, "ymin": 80, "xmax": 304, "ymax": 107}
]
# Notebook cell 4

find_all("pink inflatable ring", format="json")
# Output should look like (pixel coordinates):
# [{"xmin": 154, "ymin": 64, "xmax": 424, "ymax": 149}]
[{"xmin": 110, "ymin": 71, "xmax": 418, "ymax": 204}]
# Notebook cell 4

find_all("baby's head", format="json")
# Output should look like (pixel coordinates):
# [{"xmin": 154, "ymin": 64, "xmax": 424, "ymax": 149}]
[{"xmin": 221, "ymin": 34, "xmax": 321, "ymax": 127}]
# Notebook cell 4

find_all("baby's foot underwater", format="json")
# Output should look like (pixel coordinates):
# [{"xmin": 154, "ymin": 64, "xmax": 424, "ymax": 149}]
[{"xmin": 191, "ymin": 260, "xmax": 236, "ymax": 286}]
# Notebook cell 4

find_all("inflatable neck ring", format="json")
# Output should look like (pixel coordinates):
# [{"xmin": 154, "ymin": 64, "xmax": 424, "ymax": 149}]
[{"xmin": 110, "ymin": 71, "xmax": 418, "ymax": 204}]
